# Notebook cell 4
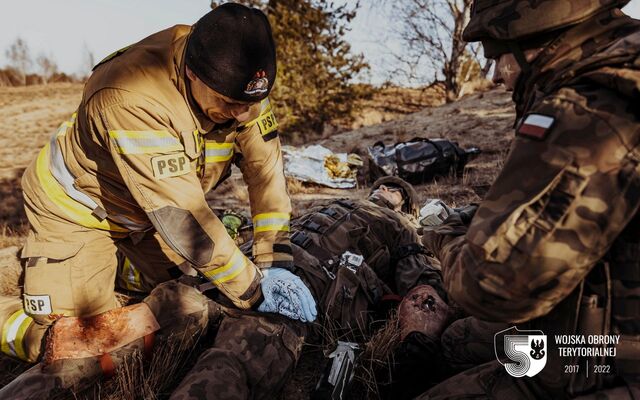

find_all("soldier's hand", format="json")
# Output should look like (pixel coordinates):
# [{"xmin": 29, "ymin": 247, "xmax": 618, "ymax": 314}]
[
  {"xmin": 257, "ymin": 268, "xmax": 317, "ymax": 322},
  {"xmin": 422, "ymin": 213, "xmax": 469, "ymax": 257}
]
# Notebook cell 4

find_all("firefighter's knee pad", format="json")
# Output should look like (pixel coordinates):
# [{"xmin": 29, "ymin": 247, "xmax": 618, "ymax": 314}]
[{"xmin": 143, "ymin": 279, "xmax": 213, "ymax": 342}]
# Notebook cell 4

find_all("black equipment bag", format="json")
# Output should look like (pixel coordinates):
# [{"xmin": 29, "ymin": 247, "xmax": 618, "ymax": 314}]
[{"xmin": 367, "ymin": 138, "xmax": 480, "ymax": 184}]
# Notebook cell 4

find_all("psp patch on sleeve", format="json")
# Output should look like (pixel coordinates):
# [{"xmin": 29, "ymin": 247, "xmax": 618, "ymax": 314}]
[
  {"xmin": 151, "ymin": 154, "xmax": 191, "ymax": 179},
  {"xmin": 517, "ymin": 114, "xmax": 555, "ymax": 140},
  {"xmin": 23, "ymin": 294, "xmax": 52, "ymax": 315},
  {"xmin": 257, "ymin": 110, "xmax": 279, "ymax": 141}
]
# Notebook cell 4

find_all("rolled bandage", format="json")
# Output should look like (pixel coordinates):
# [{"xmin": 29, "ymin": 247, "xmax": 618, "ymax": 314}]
[{"xmin": 419, "ymin": 199, "xmax": 453, "ymax": 226}]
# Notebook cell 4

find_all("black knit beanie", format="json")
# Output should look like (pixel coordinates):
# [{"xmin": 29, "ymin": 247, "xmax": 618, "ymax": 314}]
[{"xmin": 186, "ymin": 3, "xmax": 276, "ymax": 102}]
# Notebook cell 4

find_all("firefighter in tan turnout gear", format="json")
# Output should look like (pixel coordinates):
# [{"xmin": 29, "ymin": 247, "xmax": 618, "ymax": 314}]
[
  {"xmin": 418, "ymin": 0, "xmax": 640, "ymax": 399},
  {"xmin": 0, "ymin": 2, "xmax": 315, "ymax": 366}
]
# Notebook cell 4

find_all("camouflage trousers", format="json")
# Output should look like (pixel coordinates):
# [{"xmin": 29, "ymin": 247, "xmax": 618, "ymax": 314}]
[
  {"xmin": 170, "ymin": 310, "xmax": 306, "ymax": 400},
  {"xmin": 440, "ymin": 317, "xmax": 508, "ymax": 373}
]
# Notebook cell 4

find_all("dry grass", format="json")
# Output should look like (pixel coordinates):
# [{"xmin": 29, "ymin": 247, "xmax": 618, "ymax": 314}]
[
  {"xmin": 0, "ymin": 246, "xmax": 22, "ymax": 297},
  {"xmin": 352, "ymin": 313, "xmax": 402, "ymax": 399}
]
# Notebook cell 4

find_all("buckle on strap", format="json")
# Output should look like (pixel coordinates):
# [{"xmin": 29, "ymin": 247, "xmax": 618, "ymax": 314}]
[
  {"xmin": 320, "ymin": 207, "xmax": 339, "ymax": 217},
  {"xmin": 395, "ymin": 243, "xmax": 427, "ymax": 260},
  {"xmin": 92, "ymin": 206, "xmax": 108, "ymax": 221},
  {"xmin": 291, "ymin": 230, "xmax": 312, "ymax": 249},
  {"xmin": 336, "ymin": 199, "xmax": 356, "ymax": 209},
  {"xmin": 302, "ymin": 220, "xmax": 323, "ymax": 233}
]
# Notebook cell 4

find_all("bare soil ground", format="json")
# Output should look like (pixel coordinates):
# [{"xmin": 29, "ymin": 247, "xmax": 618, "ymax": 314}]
[{"xmin": 0, "ymin": 82, "xmax": 516, "ymax": 398}]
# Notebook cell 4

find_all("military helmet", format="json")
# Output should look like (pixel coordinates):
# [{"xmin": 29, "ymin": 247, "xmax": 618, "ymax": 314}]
[
  {"xmin": 370, "ymin": 176, "xmax": 420, "ymax": 218},
  {"xmin": 463, "ymin": 0, "xmax": 630, "ymax": 56}
]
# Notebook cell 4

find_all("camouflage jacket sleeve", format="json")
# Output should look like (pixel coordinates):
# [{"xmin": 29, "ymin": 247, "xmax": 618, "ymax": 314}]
[
  {"xmin": 88, "ymin": 90, "xmax": 262, "ymax": 309},
  {"xmin": 424, "ymin": 87, "xmax": 640, "ymax": 323},
  {"xmin": 235, "ymin": 99, "xmax": 293, "ymax": 270},
  {"xmin": 394, "ymin": 225, "xmax": 445, "ymax": 299}
]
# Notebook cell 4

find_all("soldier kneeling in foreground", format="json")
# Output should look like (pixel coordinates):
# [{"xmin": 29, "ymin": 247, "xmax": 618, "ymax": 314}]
[{"xmin": 417, "ymin": 1, "xmax": 640, "ymax": 399}]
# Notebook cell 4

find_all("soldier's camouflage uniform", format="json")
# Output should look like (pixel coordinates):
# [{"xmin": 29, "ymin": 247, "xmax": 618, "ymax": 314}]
[
  {"xmin": 169, "ymin": 197, "xmax": 443, "ymax": 400},
  {"xmin": 419, "ymin": 2, "xmax": 640, "ymax": 399},
  {"xmin": 0, "ymin": 24, "xmax": 292, "ymax": 363}
]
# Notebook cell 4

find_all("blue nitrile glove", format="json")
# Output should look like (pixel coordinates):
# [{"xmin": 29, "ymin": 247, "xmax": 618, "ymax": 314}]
[{"xmin": 257, "ymin": 268, "xmax": 317, "ymax": 322}]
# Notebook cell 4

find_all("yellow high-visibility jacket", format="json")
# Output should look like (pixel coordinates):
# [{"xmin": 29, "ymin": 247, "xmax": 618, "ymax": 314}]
[{"xmin": 21, "ymin": 25, "xmax": 293, "ymax": 308}]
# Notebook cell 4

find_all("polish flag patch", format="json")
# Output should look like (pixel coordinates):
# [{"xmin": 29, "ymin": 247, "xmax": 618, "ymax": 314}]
[{"xmin": 517, "ymin": 114, "xmax": 555, "ymax": 140}]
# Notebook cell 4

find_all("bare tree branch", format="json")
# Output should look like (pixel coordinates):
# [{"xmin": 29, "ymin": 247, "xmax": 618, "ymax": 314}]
[{"xmin": 379, "ymin": 0, "xmax": 486, "ymax": 101}]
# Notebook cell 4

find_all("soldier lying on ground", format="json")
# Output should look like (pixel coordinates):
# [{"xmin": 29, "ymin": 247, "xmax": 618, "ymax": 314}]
[
  {"xmin": 417, "ymin": 1, "xmax": 640, "ymax": 399},
  {"xmin": 170, "ymin": 176, "xmax": 453, "ymax": 400},
  {"xmin": 0, "ymin": 177, "xmax": 452, "ymax": 399}
]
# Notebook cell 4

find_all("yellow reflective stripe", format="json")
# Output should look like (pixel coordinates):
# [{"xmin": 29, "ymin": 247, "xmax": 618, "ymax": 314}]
[
  {"xmin": 243, "ymin": 98, "xmax": 274, "ymax": 128},
  {"xmin": 55, "ymin": 113, "xmax": 77, "ymax": 137},
  {"xmin": 35, "ymin": 144, "xmax": 127, "ymax": 232},
  {"xmin": 205, "ymin": 142, "xmax": 234, "ymax": 163},
  {"xmin": 260, "ymin": 98, "xmax": 272, "ymax": 113},
  {"xmin": 253, "ymin": 212, "xmax": 290, "ymax": 233},
  {"xmin": 121, "ymin": 257, "xmax": 142, "ymax": 292},
  {"xmin": 203, "ymin": 249, "xmax": 247, "ymax": 284},
  {"xmin": 1, "ymin": 310, "xmax": 32, "ymax": 361},
  {"xmin": 108, "ymin": 130, "xmax": 183, "ymax": 154}
]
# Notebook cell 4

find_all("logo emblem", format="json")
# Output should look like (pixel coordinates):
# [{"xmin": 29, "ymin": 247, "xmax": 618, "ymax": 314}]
[
  {"xmin": 244, "ymin": 70, "xmax": 269, "ymax": 96},
  {"xmin": 495, "ymin": 327, "xmax": 547, "ymax": 378}
]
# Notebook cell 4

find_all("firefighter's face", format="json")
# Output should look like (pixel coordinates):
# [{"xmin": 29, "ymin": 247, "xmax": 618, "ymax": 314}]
[{"xmin": 186, "ymin": 66, "xmax": 255, "ymax": 124}]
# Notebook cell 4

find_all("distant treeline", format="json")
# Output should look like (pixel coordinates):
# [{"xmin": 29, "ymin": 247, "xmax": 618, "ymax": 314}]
[
  {"xmin": 2, "ymin": 37, "xmax": 90, "ymax": 88},
  {"xmin": 0, "ymin": 67, "xmax": 80, "ymax": 87}
]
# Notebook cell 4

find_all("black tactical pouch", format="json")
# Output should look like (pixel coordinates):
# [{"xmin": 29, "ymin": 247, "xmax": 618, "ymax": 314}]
[
  {"xmin": 367, "ymin": 138, "xmax": 480, "ymax": 184},
  {"xmin": 321, "ymin": 256, "xmax": 386, "ymax": 335}
]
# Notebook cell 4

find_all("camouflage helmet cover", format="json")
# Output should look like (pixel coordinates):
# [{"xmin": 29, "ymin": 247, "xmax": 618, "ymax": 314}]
[
  {"xmin": 370, "ymin": 176, "xmax": 420, "ymax": 217},
  {"xmin": 463, "ymin": 0, "xmax": 630, "ymax": 43}
]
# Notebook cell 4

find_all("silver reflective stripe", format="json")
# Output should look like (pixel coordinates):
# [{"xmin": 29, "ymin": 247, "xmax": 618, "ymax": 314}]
[
  {"xmin": 205, "ymin": 148, "xmax": 233, "ymax": 158},
  {"xmin": 205, "ymin": 148, "xmax": 233, "ymax": 161},
  {"xmin": 254, "ymin": 217, "xmax": 290, "ymax": 229},
  {"xmin": 48, "ymin": 134, "xmax": 101, "ymax": 211},
  {"xmin": 128, "ymin": 262, "xmax": 138, "ymax": 284},
  {"xmin": 204, "ymin": 143, "xmax": 233, "ymax": 162},
  {"xmin": 5, "ymin": 312, "xmax": 29, "ymax": 357},
  {"xmin": 261, "ymin": 98, "xmax": 271, "ymax": 112},
  {"xmin": 48, "ymin": 128, "xmax": 149, "ymax": 232},
  {"xmin": 113, "ymin": 136, "xmax": 182, "ymax": 154},
  {"xmin": 204, "ymin": 251, "xmax": 246, "ymax": 284}
]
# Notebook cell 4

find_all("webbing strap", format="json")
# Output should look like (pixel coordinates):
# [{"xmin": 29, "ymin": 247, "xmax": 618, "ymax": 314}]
[
  {"xmin": 394, "ymin": 243, "xmax": 428, "ymax": 260},
  {"xmin": 302, "ymin": 220, "xmax": 324, "ymax": 233},
  {"xmin": 291, "ymin": 231, "xmax": 331, "ymax": 262}
]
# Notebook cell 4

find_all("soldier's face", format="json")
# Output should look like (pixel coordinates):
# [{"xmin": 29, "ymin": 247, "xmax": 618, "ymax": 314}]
[
  {"xmin": 492, "ymin": 53, "xmax": 521, "ymax": 91},
  {"xmin": 371, "ymin": 185, "xmax": 405, "ymax": 211},
  {"xmin": 186, "ymin": 67, "xmax": 256, "ymax": 124},
  {"xmin": 492, "ymin": 49, "xmax": 544, "ymax": 91}
]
